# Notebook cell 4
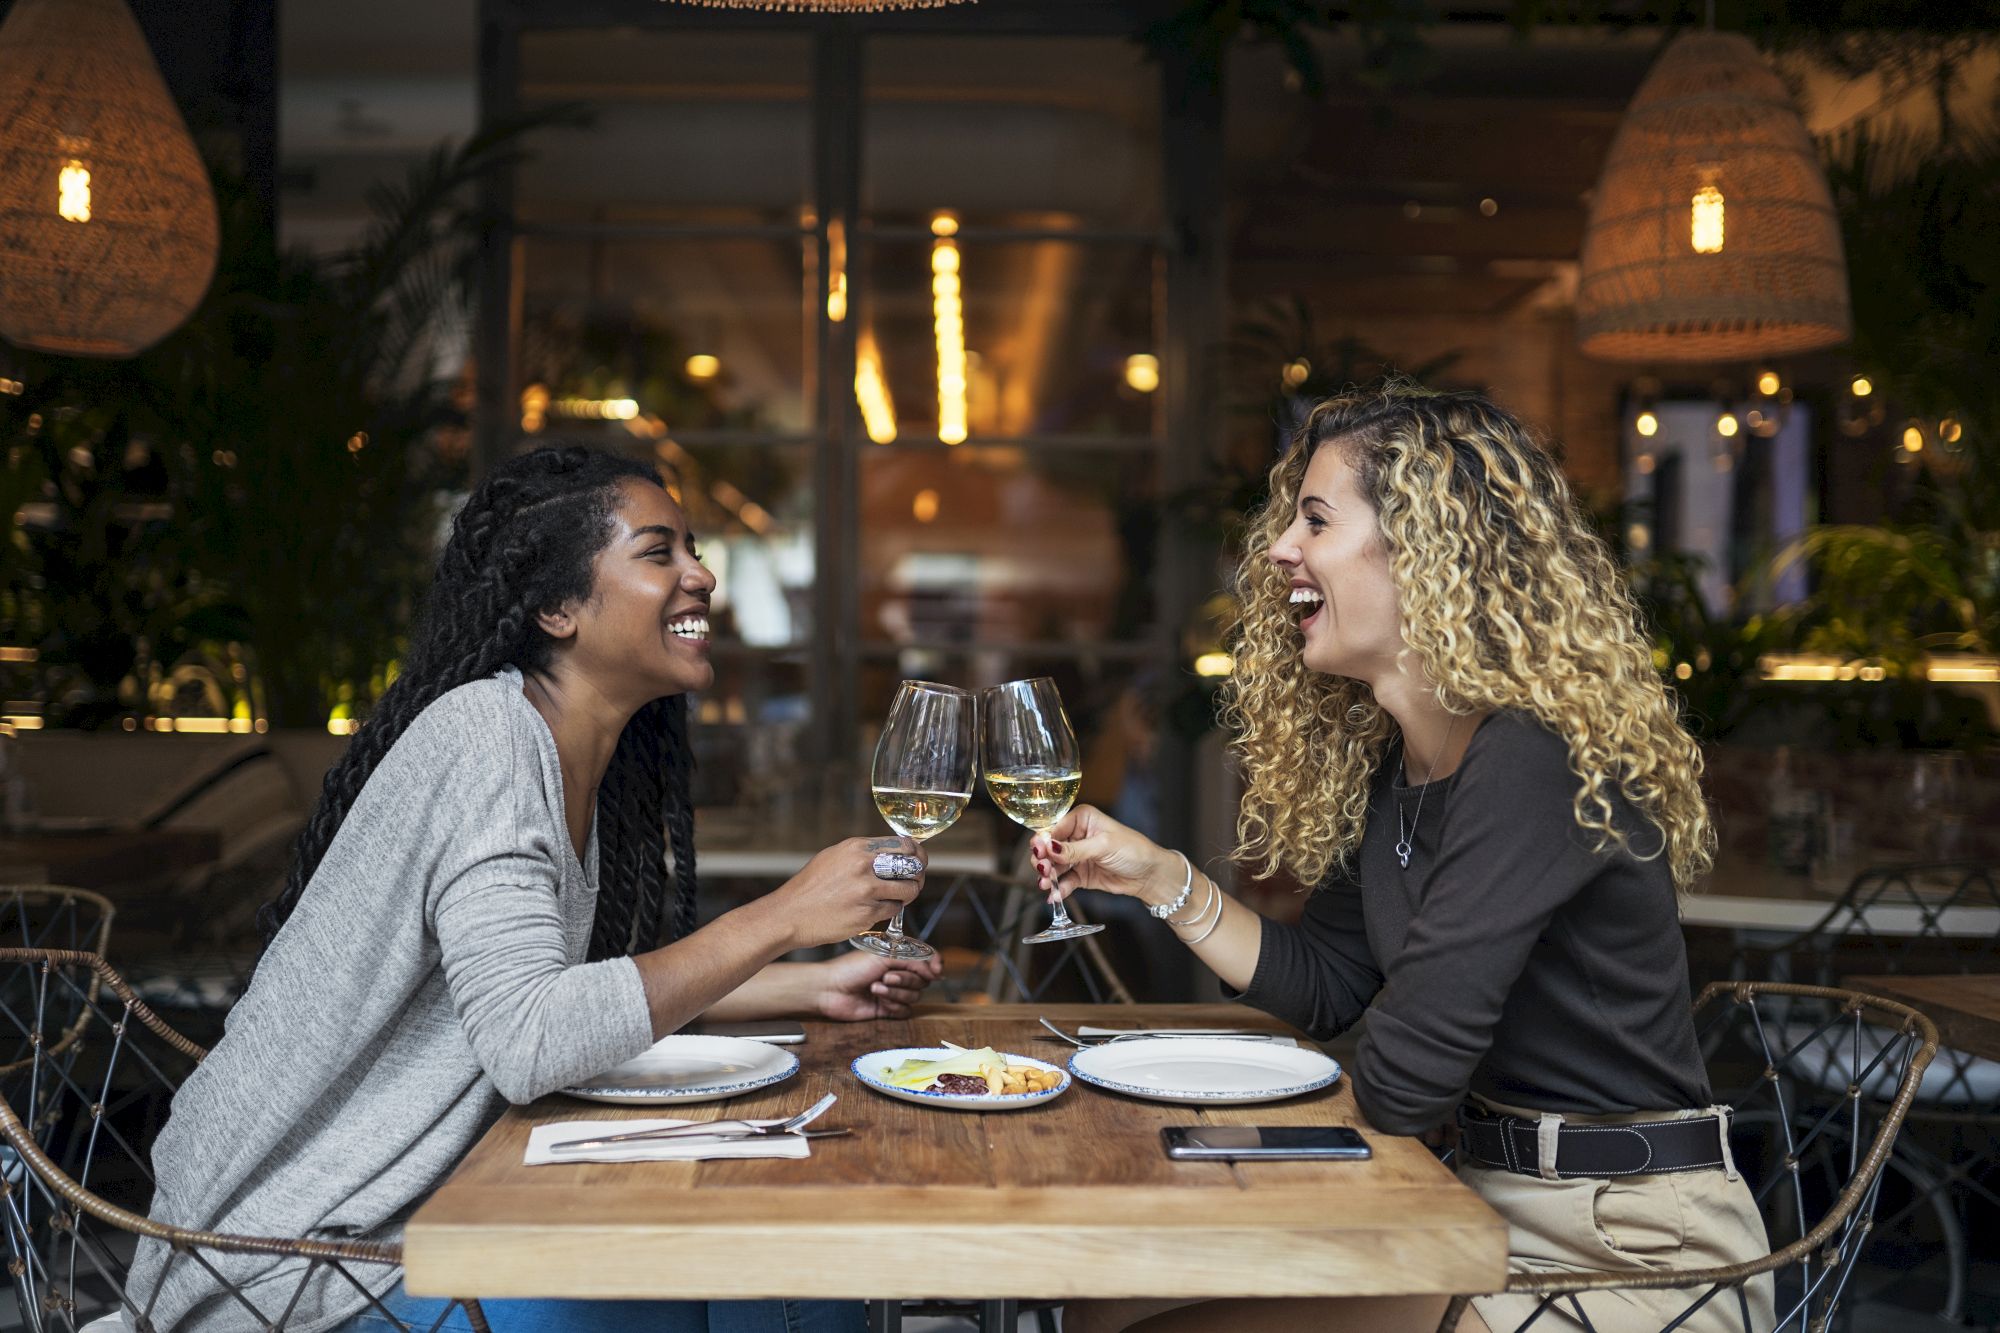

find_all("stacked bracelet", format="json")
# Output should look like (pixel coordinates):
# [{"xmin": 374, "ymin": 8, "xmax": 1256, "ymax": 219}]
[
  {"xmin": 1148, "ymin": 851, "xmax": 1196, "ymax": 919},
  {"xmin": 1172, "ymin": 873, "xmax": 1223, "ymax": 937}
]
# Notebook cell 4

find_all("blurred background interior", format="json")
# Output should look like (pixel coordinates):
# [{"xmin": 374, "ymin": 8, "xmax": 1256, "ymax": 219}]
[{"xmin": 3, "ymin": 2, "xmax": 2000, "ymax": 1323}]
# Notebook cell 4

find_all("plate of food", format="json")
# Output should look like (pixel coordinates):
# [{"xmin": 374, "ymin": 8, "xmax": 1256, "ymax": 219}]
[
  {"xmin": 852, "ymin": 1044, "xmax": 1069, "ymax": 1110},
  {"xmin": 1067, "ymin": 1037, "xmax": 1340, "ymax": 1105},
  {"xmin": 560, "ymin": 1034, "xmax": 799, "ymax": 1106}
]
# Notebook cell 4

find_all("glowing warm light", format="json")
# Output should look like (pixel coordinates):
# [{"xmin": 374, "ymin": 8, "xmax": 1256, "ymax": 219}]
[
  {"xmin": 346, "ymin": 432, "xmax": 368, "ymax": 454},
  {"xmin": 1, "ymin": 716, "xmax": 44, "ymax": 731},
  {"xmin": 1928, "ymin": 658, "xmax": 2000, "ymax": 683},
  {"xmin": 1478, "ymin": 197, "xmax": 1499, "ymax": 217},
  {"xmin": 1635, "ymin": 411, "xmax": 1659, "ymax": 437},
  {"xmin": 1634, "ymin": 452, "xmax": 1656, "ymax": 475},
  {"xmin": 855, "ymin": 330, "xmax": 897, "ymax": 445},
  {"xmin": 520, "ymin": 383, "xmax": 549, "ymax": 433},
  {"xmin": 551, "ymin": 397, "xmax": 639, "ymax": 421},
  {"xmin": 1282, "ymin": 359, "xmax": 1311, "ymax": 389},
  {"xmin": 826, "ymin": 217, "xmax": 848, "ymax": 322},
  {"xmin": 1193, "ymin": 652, "xmax": 1234, "ymax": 678},
  {"xmin": 1756, "ymin": 370, "xmax": 1781, "ymax": 396},
  {"xmin": 1674, "ymin": 662, "xmax": 1693, "ymax": 680},
  {"xmin": 1851, "ymin": 376, "xmax": 1873, "ymax": 397},
  {"xmin": 1690, "ymin": 183, "xmax": 1724, "ymax": 253},
  {"xmin": 1902, "ymin": 425, "xmax": 1924, "ymax": 453},
  {"xmin": 1716, "ymin": 412, "xmax": 1739, "ymax": 438},
  {"xmin": 912, "ymin": 488, "xmax": 940, "ymax": 523},
  {"xmin": 1941, "ymin": 418, "xmax": 1962, "ymax": 444},
  {"xmin": 1124, "ymin": 353, "xmax": 1159, "ymax": 394},
  {"xmin": 684, "ymin": 354, "xmax": 721, "ymax": 382},
  {"xmin": 0, "ymin": 647, "xmax": 36, "ymax": 663},
  {"xmin": 933, "ymin": 229, "xmax": 967, "ymax": 444},
  {"xmin": 1627, "ymin": 524, "xmax": 1651, "ymax": 549},
  {"xmin": 327, "ymin": 717, "xmax": 360, "ymax": 736},
  {"xmin": 59, "ymin": 160, "xmax": 90, "ymax": 223}
]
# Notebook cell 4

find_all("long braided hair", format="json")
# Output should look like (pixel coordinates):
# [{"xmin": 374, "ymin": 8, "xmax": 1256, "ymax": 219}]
[{"xmin": 258, "ymin": 446, "xmax": 700, "ymax": 962}]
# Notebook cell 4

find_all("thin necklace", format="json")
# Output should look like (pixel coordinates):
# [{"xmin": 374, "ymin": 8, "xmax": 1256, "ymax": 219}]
[{"xmin": 1394, "ymin": 716, "xmax": 1460, "ymax": 870}]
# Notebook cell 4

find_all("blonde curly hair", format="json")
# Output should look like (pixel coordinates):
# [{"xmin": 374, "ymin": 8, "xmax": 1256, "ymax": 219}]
[{"xmin": 1221, "ymin": 381, "xmax": 1714, "ymax": 892}]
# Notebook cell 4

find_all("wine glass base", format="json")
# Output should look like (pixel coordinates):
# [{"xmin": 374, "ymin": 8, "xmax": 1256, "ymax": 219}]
[
  {"xmin": 1021, "ymin": 922, "xmax": 1106, "ymax": 945},
  {"xmin": 849, "ymin": 931, "xmax": 938, "ymax": 961}
]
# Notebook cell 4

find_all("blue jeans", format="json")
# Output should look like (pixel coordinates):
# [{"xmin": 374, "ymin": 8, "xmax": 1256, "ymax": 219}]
[{"xmin": 334, "ymin": 1279, "xmax": 865, "ymax": 1333}]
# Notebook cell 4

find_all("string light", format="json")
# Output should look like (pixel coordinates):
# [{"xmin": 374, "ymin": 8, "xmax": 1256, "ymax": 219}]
[
  {"xmin": 855, "ymin": 330, "xmax": 897, "ymax": 445},
  {"xmin": 1850, "ymin": 375, "xmax": 1873, "ymax": 397},
  {"xmin": 1716, "ymin": 412, "xmax": 1739, "ymax": 438},
  {"xmin": 58, "ymin": 159, "xmax": 90, "ymax": 223},
  {"xmin": 1635, "ymin": 410, "xmax": 1659, "ymax": 437},
  {"xmin": 684, "ymin": 354, "xmax": 720, "ymax": 382},
  {"xmin": 1756, "ymin": 370, "xmax": 1781, "ymax": 396},
  {"xmin": 932, "ymin": 212, "xmax": 966, "ymax": 445}
]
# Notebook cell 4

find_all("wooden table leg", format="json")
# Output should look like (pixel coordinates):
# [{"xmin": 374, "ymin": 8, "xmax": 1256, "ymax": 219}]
[{"xmin": 979, "ymin": 1298, "xmax": 1020, "ymax": 1331}]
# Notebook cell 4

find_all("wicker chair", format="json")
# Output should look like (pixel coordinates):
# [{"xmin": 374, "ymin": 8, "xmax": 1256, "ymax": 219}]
[
  {"xmin": 1732, "ymin": 862, "xmax": 2000, "ymax": 1321},
  {"xmin": 1440, "ymin": 981, "xmax": 1938, "ymax": 1333},
  {"xmin": 0, "ymin": 948, "xmax": 488, "ymax": 1332}
]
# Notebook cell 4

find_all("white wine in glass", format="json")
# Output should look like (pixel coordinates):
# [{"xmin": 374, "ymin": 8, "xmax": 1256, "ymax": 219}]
[
  {"xmin": 851, "ymin": 680, "xmax": 975, "ymax": 960},
  {"xmin": 981, "ymin": 677, "xmax": 1104, "ymax": 944}
]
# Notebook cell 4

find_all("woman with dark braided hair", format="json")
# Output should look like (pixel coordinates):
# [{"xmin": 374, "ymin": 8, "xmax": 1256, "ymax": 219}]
[{"xmin": 128, "ymin": 447, "xmax": 935, "ymax": 1333}]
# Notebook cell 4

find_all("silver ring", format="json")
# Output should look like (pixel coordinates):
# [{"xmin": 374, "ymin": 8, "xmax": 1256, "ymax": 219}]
[{"xmin": 872, "ymin": 852, "xmax": 923, "ymax": 881}]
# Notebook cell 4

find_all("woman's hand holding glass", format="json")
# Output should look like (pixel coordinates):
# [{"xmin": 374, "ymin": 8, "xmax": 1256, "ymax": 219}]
[
  {"xmin": 852, "ymin": 680, "xmax": 974, "ymax": 960},
  {"xmin": 1029, "ymin": 804, "xmax": 1185, "ymax": 913},
  {"xmin": 774, "ymin": 834, "xmax": 927, "ymax": 950}
]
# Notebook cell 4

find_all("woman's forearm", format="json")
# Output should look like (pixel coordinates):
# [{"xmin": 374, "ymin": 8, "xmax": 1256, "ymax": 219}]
[
  {"xmin": 1164, "ymin": 868, "xmax": 1263, "ymax": 991},
  {"xmin": 630, "ymin": 894, "xmax": 798, "ymax": 1038},
  {"xmin": 699, "ymin": 961, "xmax": 821, "ymax": 1022}
]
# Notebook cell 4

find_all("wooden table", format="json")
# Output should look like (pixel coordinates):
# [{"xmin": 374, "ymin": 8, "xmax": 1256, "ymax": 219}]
[
  {"xmin": 0, "ymin": 828, "xmax": 221, "ymax": 891},
  {"xmin": 404, "ymin": 1004, "xmax": 1507, "ymax": 1310},
  {"xmin": 1843, "ymin": 974, "xmax": 2000, "ymax": 1063}
]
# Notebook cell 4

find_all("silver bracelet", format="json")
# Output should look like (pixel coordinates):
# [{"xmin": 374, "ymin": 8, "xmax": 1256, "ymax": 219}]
[
  {"xmin": 1184, "ymin": 882, "xmax": 1228, "ymax": 945},
  {"xmin": 1170, "ymin": 873, "xmax": 1222, "ymax": 932},
  {"xmin": 1148, "ymin": 851, "xmax": 1195, "ymax": 919}
]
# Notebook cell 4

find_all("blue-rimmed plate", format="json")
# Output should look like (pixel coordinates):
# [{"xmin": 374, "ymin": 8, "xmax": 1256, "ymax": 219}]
[
  {"xmin": 561, "ymin": 1035, "xmax": 799, "ymax": 1106},
  {"xmin": 851, "ymin": 1046, "xmax": 1069, "ymax": 1111},
  {"xmin": 1068, "ymin": 1037, "xmax": 1339, "ymax": 1105}
]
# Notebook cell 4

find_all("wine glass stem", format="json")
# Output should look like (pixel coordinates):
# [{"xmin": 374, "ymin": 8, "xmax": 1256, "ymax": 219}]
[
  {"xmin": 1047, "ymin": 898, "xmax": 1074, "ymax": 929},
  {"xmin": 885, "ymin": 907, "xmax": 909, "ymax": 940}
]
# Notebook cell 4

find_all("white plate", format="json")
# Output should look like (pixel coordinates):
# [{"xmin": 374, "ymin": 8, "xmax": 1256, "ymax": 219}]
[
  {"xmin": 851, "ymin": 1046, "xmax": 1070, "ymax": 1111},
  {"xmin": 1068, "ymin": 1037, "xmax": 1340, "ymax": 1105},
  {"xmin": 560, "ymin": 1035, "xmax": 799, "ymax": 1106}
]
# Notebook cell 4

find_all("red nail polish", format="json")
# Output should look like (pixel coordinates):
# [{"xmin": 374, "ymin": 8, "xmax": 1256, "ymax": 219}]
[{"xmin": 1049, "ymin": 840, "xmax": 1063, "ymax": 853}]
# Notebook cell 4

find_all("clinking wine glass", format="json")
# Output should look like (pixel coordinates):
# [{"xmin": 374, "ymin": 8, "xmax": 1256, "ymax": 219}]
[
  {"xmin": 850, "ymin": 680, "xmax": 975, "ymax": 961},
  {"xmin": 982, "ymin": 677, "xmax": 1104, "ymax": 944}
]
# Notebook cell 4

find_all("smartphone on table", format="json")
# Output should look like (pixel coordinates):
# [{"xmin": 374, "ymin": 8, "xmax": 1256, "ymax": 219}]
[
  {"xmin": 686, "ymin": 1020, "xmax": 808, "ymax": 1045},
  {"xmin": 1161, "ymin": 1125, "xmax": 1371, "ymax": 1161}
]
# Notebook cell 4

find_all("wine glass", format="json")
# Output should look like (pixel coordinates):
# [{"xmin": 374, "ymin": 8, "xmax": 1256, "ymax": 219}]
[
  {"xmin": 850, "ymin": 680, "xmax": 975, "ymax": 960},
  {"xmin": 982, "ymin": 677, "xmax": 1104, "ymax": 944}
]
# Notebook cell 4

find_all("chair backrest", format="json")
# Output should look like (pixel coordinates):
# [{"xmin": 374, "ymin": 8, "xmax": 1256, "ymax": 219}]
[
  {"xmin": 915, "ymin": 845, "xmax": 1135, "ymax": 1004},
  {"xmin": 1776, "ymin": 863, "xmax": 2000, "ymax": 981},
  {"xmin": 0, "ymin": 948, "xmax": 485, "ymax": 1333},
  {"xmin": 0, "ymin": 888, "xmax": 114, "ymax": 1078},
  {"xmin": 1457, "ymin": 982, "xmax": 1938, "ymax": 1333}
]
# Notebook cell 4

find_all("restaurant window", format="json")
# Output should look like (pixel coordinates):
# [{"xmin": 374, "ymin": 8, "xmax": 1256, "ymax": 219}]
[{"xmin": 493, "ymin": 21, "xmax": 1169, "ymax": 807}]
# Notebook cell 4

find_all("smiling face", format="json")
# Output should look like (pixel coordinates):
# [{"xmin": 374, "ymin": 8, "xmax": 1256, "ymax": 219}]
[
  {"xmin": 1266, "ymin": 442, "xmax": 1405, "ymax": 683},
  {"xmin": 549, "ymin": 478, "xmax": 717, "ymax": 703}
]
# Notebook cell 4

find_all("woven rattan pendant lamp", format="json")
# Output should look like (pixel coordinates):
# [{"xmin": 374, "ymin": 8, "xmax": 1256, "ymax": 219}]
[
  {"xmin": 0, "ymin": 0, "xmax": 220, "ymax": 359},
  {"xmin": 1575, "ymin": 30, "xmax": 1850, "ymax": 362}
]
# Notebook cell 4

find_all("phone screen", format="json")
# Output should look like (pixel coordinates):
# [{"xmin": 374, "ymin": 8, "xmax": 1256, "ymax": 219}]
[{"xmin": 1161, "ymin": 1125, "xmax": 1371, "ymax": 1160}]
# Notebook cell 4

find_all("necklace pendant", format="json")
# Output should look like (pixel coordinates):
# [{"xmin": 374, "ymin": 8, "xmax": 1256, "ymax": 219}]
[{"xmin": 1395, "ymin": 837, "xmax": 1412, "ymax": 869}]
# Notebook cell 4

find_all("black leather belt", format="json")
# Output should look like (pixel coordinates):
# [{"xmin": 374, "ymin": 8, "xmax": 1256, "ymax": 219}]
[{"xmin": 1456, "ymin": 1104, "xmax": 1731, "ymax": 1180}]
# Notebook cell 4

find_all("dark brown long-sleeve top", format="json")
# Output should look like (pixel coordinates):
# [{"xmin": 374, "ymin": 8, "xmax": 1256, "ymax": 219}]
[{"xmin": 1235, "ymin": 710, "xmax": 1711, "ymax": 1137}]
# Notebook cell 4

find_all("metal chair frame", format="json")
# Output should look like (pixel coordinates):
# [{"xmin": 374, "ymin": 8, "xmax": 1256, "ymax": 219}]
[
  {"xmin": 0, "ymin": 948, "xmax": 489, "ymax": 1333},
  {"xmin": 1441, "ymin": 981, "xmax": 1938, "ymax": 1333},
  {"xmin": 1731, "ymin": 861, "xmax": 2000, "ymax": 1321}
]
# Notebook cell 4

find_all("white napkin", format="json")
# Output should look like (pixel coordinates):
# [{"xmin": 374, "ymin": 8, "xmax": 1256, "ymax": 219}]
[
  {"xmin": 1076, "ymin": 1026, "xmax": 1300, "ymax": 1048},
  {"xmin": 525, "ymin": 1117, "xmax": 811, "ymax": 1165}
]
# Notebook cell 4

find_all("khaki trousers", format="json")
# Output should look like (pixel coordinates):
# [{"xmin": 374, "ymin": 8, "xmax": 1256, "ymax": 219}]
[{"xmin": 1464, "ymin": 1102, "xmax": 1776, "ymax": 1333}]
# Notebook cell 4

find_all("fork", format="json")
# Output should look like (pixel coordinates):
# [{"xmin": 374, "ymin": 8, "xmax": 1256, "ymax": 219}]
[
  {"xmin": 1035, "ymin": 1017, "xmax": 1284, "ymax": 1047},
  {"xmin": 550, "ymin": 1091, "xmax": 837, "ymax": 1153}
]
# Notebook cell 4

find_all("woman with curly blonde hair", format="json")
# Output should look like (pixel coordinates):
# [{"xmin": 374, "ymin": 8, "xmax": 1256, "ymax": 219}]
[{"xmin": 1043, "ymin": 383, "xmax": 1769, "ymax": 1333}]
